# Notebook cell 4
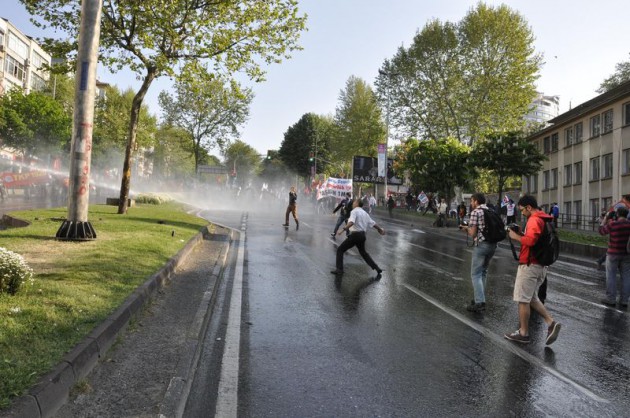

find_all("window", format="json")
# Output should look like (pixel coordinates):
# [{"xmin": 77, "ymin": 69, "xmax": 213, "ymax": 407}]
[
  {"xmin": 543, "ymin": 136, "xmax": 550, "ymax": 154},
  {"xmin": 527, "ymin": 174, "xmax": 538, "ymax": 193},
  {"xmin": 543, "ymin": 170, "xmax": 550, "ymax": 189},
  {"xmin": 575, "ymin": 122, "xmax": 583, "ymax": 143},
  {"xmin": 574, "ymin": 161, "xmax": 582, "ymax": 184},
  {"xmin": 624, "ymin": 102, "xmax": 630, "ymax": 126},
  {"xmin": 31, "ymin": 51, "xmax": 45, "ymax": 70},
  {"xmin": 590, "ymin": 115, "xmax": 601, "ymax": 137},
  {"xmin": 574, "ymin": 200, "xmax": 582, "ymax": 218},
  {"xmin": 564, "ymin": 164, "xmax": 572, "ymax": 186},
  {"xmin": 602, "ymin": 110, "xmax": 613, "ymax": 134},
  {"xmin": 551, "ymin": 133, "xmax": 559, "ymax": 151},
  {"xmin": 590, "ymin": 157, "xmax": 600, "ymax": 181},
  {"xmin": 602, "ymin": 153, "xmax": 613, "ymax": 178},
  {"xmin": 7, "ymin": 32, "xmax": 28, "ymax": 59},
  {"xmin": 564, "ymin": 202, "xmax": 571, "ymax": 217},
  {"xmin": 565, "ymin": 126, "xmax": 574, "ymax": 147},
  {"xmin": 623, "ymin": 148, "xmax": 630, "ymax": 175},
  {"xmin": 550, "ymin": 168, "xmax": 558, "ymax": 189},
  {"xmin": 590, "ymin": 199, "xmax": 600, "ymax": 217},
  {"xmin": 602, "ymin": 197, "xmax": 612, "ymax": 212},
  {"xmin": 4, "ymin": 55, "xmax": 25, "ymax": 81},
  {"xmin": 30, "ymin": 72, "xmax": 46, "ymax": 91}
]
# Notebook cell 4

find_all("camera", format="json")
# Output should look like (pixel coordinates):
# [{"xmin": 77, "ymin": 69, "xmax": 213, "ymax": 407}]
[
  {"xmin": 458, "ymin": 221, "xmax": 468, "ymax": 229},
  {"xmin": 505, "ymin": 223, "xmax": 520, "ymax": 233}
]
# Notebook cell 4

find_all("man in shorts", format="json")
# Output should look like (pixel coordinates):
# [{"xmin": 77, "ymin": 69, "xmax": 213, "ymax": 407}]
[{"xmin": 504, "ymin": 195, "xmax": 561, "ymax": 345}]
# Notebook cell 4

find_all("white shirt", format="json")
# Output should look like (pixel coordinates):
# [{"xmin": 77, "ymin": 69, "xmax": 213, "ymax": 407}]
[
  {"xmin": 506, "ymin": 203, "xmax": 515, "ymax": 216},
  {"xmin": 348, "ymin": 207, "xmax": 376, "ymax": 232},
  {"xmin": 437, "ymin": 202, "xmax": 448, "ymax": 214}
]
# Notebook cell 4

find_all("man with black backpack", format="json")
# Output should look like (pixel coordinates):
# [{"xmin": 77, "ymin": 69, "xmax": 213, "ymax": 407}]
[
  {"xmin": 460, "ymin": 193, "xmax": 503, "ymax": 312},
  {"xmin": 504, "ymin": 195, "xmax": 561, "ymax": 345},
  {"xmin": 331, "ymin": 192, "xmax": 352, "ymax": 239}
]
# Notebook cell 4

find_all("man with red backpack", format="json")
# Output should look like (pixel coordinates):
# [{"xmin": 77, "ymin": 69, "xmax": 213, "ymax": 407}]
[{"xmin": 504, "ymin": 195, "xmax": 561, "ymax": 345}]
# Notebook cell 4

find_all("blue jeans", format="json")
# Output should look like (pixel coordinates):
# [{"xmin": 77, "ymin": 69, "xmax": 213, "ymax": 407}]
[
  {"xmin": 333, "ymin": 215, "xmax": 347, "ymax": 235},
  {"xmin": 471, "ymin": 241, "xmax": 497, "ymax": 304},
  {"xmin": 605, "ymin": 254, "xmax": 630, "ymax": 304}
]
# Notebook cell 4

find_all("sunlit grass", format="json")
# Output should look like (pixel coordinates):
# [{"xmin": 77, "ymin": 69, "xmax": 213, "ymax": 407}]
[{"xmin": 0, "ymin": 203, "xmax": 207, "ymax": 409}]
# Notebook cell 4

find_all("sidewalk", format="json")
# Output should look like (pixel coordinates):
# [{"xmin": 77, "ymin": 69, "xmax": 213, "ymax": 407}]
[{"xmin": 1, "ymin": 224, "xmax": 234, "ymax": 418}]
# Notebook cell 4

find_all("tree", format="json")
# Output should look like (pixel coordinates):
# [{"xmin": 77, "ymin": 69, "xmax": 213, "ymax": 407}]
[
  {"xmin": 470, "ymin": 132, "xmax": 546, "ymax": 203},
  {"xmin": 0, "ymin": 89, "xmax": 71, "ymax": 157},
  {"xmin": 397, "ymin": 137, "xmax": 471, "ymax": 203},
  {"xmin": 376, "ymin": 3, "xmax": 541, "ymax": 144},
  {"xmin": 598, "ymin": 53, "xmax": 630, "ymax": 93},
  {"xmin": 21, "ymin": 0, "xmax": 307, "ymax": 213},
  {"xmin": 159, "ymin": 62, "xmax": 253, "ymax": 173},
  {"xmin": 333, "ymin": 76, "xmax": 386, "ymax": 160},
  {"xmin": 278, "ymin": 113, "xmax": 335, "ymax": 179},
  {"xmin": 224, "ymin": 140, "xmax": 261, "ymax": 188}
]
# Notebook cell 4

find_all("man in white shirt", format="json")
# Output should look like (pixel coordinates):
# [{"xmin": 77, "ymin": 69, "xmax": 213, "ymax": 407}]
[{"xmin": 331, "ymin": 199, "xmax": 385, "ymax": 277}]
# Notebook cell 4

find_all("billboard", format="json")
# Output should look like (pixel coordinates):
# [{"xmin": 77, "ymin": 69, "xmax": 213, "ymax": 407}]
[{"xmin": 352, "ymin": 156, "xmax": 402, "ymax": 185}]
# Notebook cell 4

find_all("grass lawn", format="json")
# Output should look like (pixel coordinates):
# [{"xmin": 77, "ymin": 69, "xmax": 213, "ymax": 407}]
[{"xmin": 0, "ymin": 202, "xmax": 208, "ymax": 409}]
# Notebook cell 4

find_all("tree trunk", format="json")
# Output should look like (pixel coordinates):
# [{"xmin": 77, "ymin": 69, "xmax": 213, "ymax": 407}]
[{"xmin": 117, "ymin": 68, "xmax": 156, "ymax": 214}]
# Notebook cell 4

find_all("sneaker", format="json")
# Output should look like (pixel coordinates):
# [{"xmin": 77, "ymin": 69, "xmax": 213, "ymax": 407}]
[
  {"xmin": 466, "ymin": 302, "xmax": 486, "ymax": 312},
  {"xmin": 601, "ymin": 299, "xmax": 617, "ymax": 307},
  {"xmin": 330, "ymin": 233, "xmax": 336, "ymax": 238},
  {"xmin": 546, "ymin": 321, "xmax": 561, "ymax": 346},
  {"xmin": 282, "ymin": 224, "xmax": 289, "ymax": 227},
  {"xmin": 504, "ymin": 330, "xmax": 530, "ymax": 344}
]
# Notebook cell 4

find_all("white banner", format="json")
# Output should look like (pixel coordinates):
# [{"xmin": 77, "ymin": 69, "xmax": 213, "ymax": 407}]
[
  {"xmin": 377, "ymin": 144, "xmax": 386, "ymax": 177},
  {"xmin": 317, "ymin": 177, "xmax": 353, "ymax": 200}
]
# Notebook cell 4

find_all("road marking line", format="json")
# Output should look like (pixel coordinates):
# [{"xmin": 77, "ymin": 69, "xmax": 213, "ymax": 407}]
[
  {"xmin": 214, "ymin": 224, "xmax": 246, "ymax": 417},
  {"xmin": 402, "ymin": 283, "xmax": 609, "ymax": 404},
  {"xmin": 563, "ymin": 293, "xmax": 624, "ymax": 312},
  {"xmin": 407, "ymin": 242, "xmax": 465, "ymax": 261},
  {"xmin": 547, "ymin": 271, "xmax": 597, "ymax": 286}
]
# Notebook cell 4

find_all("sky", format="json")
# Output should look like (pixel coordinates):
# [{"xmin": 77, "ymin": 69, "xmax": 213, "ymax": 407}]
[{"xmin": 3, "ymin": 0, "xmax": 630, "ymax": 158}]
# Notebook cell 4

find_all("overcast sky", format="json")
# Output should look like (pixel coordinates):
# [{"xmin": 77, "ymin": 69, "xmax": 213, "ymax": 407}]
[{"xmin": 4, "ymin": 0, "xmax": 629, "ymax": 157}]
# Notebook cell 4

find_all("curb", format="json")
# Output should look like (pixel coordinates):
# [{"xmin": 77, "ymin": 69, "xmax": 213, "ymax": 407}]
[
  {"xmin": 158, "ymin": 228, "xmax": 237, "ymax": 417},
  {"xmin": 1, "ymin": 225, "xmax": 223, "ymax": 418}
]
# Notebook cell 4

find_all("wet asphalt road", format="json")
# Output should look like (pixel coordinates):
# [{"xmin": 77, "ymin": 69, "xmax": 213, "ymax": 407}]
[{"xmin": 188, "ymin": 201, "xmax": 629, "ymax": 418}]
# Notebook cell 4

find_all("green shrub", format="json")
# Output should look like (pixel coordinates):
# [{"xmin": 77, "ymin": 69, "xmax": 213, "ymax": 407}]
[
  {"xmin": 134, "ymin": 193, "xmax": 174, "ymax": 205},
  {"xmin": 0, "ymin": 247, "xmax": 34, "ymax": 295}
]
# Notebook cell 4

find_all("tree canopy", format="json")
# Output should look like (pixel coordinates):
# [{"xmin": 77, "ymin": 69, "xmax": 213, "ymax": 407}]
[
  {"xmin": 597, "ymin": 53, "xmax": 630, "ymax": 93},
  {"xmin": 376, "ymin": 3, "xmax": 541, "ymax": 144},
  {"xmin": 224, "ymin": 139, "xmax": 261, "ymax": 188},
  {"xmin": 20, "ymin": 0, "xmax": 307, "ymax": 213}
]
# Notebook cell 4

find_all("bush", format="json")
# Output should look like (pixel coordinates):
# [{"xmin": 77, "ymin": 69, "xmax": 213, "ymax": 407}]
[
  {"xmin": 0, "ymin": 247, "xmax": 34, "ymax": 295},
  {"xmin": 134, "ymin": 193, "xmax": 174, "ymax": 205}
]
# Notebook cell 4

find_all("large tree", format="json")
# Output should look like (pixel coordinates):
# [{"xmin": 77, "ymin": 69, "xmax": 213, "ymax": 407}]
[
  {"xmin": 224, "ymin": 139, "xmax": 261, "ymax": 188},
  {"xmin": 21, "ymin": 0, "xmax": 307, "ymax": 213},
  {"xmin": 470, "ymin": 132, "xmax": 546, "ymax": 203},
  {"xmin": 597, "ymin": 53, "xmax": 630, "ymax": 93},
  {"xmin": 333, "ymin": 76, "xmax": 386, "ymax": 160},
  {"xmin": 376, "ymin": 3, "xmax": 541, "ymax": 144},
  {"xmin": 0, "ymin": 89, "xmax": 71, "ymax": 157},
  {"xmin": 159, "ymin": 62, "xmax": 253, "ymax": 173}
]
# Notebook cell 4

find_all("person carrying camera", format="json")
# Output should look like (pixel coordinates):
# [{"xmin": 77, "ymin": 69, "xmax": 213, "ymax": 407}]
[
  {"xmin": 459, "ymin": 193, "xmax": 497, "ymax": 312},
  {"xmin": 283, "ymin": 186, "xmax": 299, "ymax": 230},
  {"xmin": 598, "ymin": 206, "xmax": 630, "ymax": 308},
  {"xmin": 504, "ymin": 195, "xmax": 561, "ymax": 345}
]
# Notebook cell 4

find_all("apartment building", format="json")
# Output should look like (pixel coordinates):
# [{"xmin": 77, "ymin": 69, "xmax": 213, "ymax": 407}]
[
  {"xmin": 0, "ymin": 17, "xmax": 51, "ymax": 95},
  {"xmin": 525, "ymin": 92, "xmax": 560, "ymax": 125},
  {"xmin": 523, "ymin": 80, "xmax": 630, "ymax": 226}
]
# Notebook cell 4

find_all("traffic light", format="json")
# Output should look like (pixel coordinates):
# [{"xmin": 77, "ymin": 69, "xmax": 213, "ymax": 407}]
[{"xmin": 308, "ymin": 151, "xmax": 314, "ymax": 163}]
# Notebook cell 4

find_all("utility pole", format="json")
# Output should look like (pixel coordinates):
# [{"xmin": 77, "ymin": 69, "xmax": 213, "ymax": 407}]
[{"xmin": 56, "ymin": 0, "xmax": 103, "ymax": 240}]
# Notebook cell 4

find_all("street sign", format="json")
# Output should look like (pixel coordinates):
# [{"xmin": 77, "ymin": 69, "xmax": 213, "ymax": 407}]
[{"xmin": 197, "ymin": 165, "xmax": 228, "ymax": 174}]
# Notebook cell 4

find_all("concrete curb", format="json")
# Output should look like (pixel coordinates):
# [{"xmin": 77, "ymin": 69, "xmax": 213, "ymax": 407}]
[
  {"xmin": 2, "ymin": 225, "xmax": 221, "ymax": 418},
  {"xmin": 159, "ymin": 227, "xmax": 237, "ymax": 417}
]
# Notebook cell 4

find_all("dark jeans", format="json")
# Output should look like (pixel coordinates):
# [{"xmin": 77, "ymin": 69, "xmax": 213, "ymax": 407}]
[
  {"xmin": 336, "ymin": 231, "xmax": 379, "ymax": 271},
  {"xmin": 333, "ymin": 215, "xmax": 347, "ymax": 234}
]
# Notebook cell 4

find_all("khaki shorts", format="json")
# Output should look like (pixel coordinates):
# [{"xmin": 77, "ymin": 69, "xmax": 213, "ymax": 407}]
[{"xmin": 513, "ymin": 264, "xmax": 547, "ymax": 303}]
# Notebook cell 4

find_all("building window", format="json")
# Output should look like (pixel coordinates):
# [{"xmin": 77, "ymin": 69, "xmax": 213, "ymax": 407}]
[
  {"xmin": 8, "ymin": 32, "xmax": 28, "ymax": 59},
  {"xmin": 564, "ymin": 126, "xmax": 574, "ymax": 147},
  {"xmin": 527, "ymin": 174, "xmax": 538, "ymax": 193},
  {"xmin": 590, "ymin": 199, "xmax": 600, "ymax": 217},
  {"xmin": 602, "ymin": 197, "xmax": 612, "ymax": 212},
  {"xmin": 543, "ymin": 170, "xmax": 550, "ymax": 190},
  {"xmin": 574, "ymin": 161, "xmax": 582, "ymax": 185},
  {"xmin": 624, "ymin": 102, "xmax": 630, "ymax": 126},
  {"xmin": 543, "ymin": 136, "xmax": 550, "ymax": 154},
  {"xmin": 574, "ymin": 200, "xmax": 582, "ymax": 218},
  {"xmin": 551, "ymin": 133, "xmax": 559, "ymax": 151},
  {"xmin": 564, "ymin": 164, "xmax": 572, "ymax": 186},
  {"xmin": 564, "ymin": 201, "xmax": 571, "ymax": 217},
  {"xmin": 550, "ymin": 168, "xmax": 558, "ymax": 189},
  {"xmin": 4, "ymin": 55, "xmax": 25, "ymax": 81},
  {"xmin": 30, "ymin": 72, "xmax": 47, "ymax": 91},
  {"xmin": 602, "ymin": 109, "xmax": 613, "ymax": 134},
  {"xmin": 31, "ymin": 51, "xmax": 45, "ymax": 70},
  {"xmin": 590, "ymin": 157, "xmax": 600, "ymax": 181},
  {"xmin": 623, "ymin": 148, "xmax": 630, "ymax": 175},
  {"xmin": 602, "ymin": 153, "xmax": 613, "ymax": 178},
  {"xmin": 575, "ymin": 122, "xmax": 583, "ymax": 143},
  {"xmin": 590, "ymin": 114, "xmax": 601, "ymax": 137}
]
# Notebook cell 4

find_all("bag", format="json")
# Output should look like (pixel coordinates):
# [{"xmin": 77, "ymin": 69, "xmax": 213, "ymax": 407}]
[
  {"xmin": 530, "ymin": 218, "xmax": 560, "ymax": 266},
  {"xmin": 481, "ymin": 208, "xmax": 506, "ymax": 243}
]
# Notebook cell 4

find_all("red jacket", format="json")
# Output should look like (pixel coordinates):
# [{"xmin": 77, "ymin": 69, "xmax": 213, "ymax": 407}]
[{"xmin": 519, "ymin": 211, "xmax": 554, "ymax": 265}]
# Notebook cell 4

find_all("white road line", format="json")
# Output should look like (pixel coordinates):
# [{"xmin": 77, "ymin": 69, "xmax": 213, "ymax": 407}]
[
  {"xmin": 563, "ymin": 293, "xmax": 624, "ymax": 312},
  {"xmin": 214, "ymin": 225, "xmax": 246, "ymax": 417},
  {"xmin": 547, "ymin": 271, "xmax": 598, "ymax": 286},
  {"xmin": 402, "ymin": 283, "xmax": 609, "ymax": 404},
  {"xmin": 407, "ymin": 242, "xmax": 465, "ymax": 262}
]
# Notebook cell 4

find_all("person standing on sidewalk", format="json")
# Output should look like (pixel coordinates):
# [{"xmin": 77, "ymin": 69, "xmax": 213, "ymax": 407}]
[
  {"xmin": 331, "ymin": 192, "xmax": 352, "ymax": 239},
  {"xmin": 598, "ymin": 206, "xmax": 630, "ymax": 308},
  {"xmin": 504, "ymin": 195, "xmax": 561, "ymax": 345},
  {"xmin": 387, "ymin": 195, "xmax": 395, "ymax": 217},
  {"xmin": 331, "ymin": 199, "xmax": 385, "ymax": 277},
  {"xmin": 460, "ymin": 193, "xmax": 497, "ymax": 313},
  {"xmin": 283, "ymin": 186, "xmax": 299, "ymax": 230}
]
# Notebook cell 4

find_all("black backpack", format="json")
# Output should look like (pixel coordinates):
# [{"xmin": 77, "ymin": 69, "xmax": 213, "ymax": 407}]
[
  {"xmin": 530, "ymin": 218, "xmax": 560, "ymax": 266},
  {"xmin": 343, "ymin": 199, "xmax": 354, "ymax": 218},
  {"xmin": 481, "ymin": 208, "xmax": 506, "ymax": 243}
]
